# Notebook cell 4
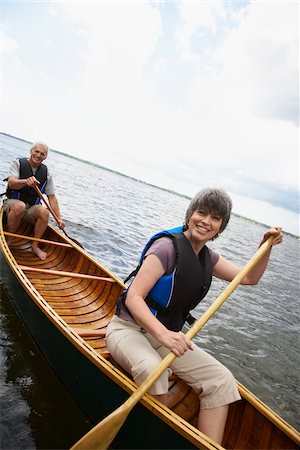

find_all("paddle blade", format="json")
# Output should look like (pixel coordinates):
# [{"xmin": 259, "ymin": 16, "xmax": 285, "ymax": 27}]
[
  {"xmin": 70, "ymin": 405, "xmax": 129, "ymax": 450},
  {"xmin": 63, "ymin": 230, "xmax": 84, "ymax": 248}
]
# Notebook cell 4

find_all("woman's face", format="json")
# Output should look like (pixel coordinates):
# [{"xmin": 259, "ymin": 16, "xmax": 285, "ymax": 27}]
[{"xmin": 186, "ymin": 209, "xmax": 222, "ymax": 242}]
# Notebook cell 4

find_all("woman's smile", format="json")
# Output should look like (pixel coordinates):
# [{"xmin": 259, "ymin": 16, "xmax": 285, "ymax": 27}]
[
  {"xmin": 184, "ymin": 210, "xmax": 222, "ymax": 251},
  {"xmin": 196, "ymin": 223, "xmax": 210, "ymax": 233}
]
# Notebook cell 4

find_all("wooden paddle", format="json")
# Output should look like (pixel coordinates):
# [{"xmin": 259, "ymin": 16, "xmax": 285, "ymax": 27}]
[
  {"xmin": 4, "ymin": 231, "xmax": 73, "ymax": 248},
  {"xmin": 33, "ymin": 185, "xmax": 84, "ymax": 248},
  {"xmin": 71, "ymin": 236, "xmax": 274, "ymax": 450}
]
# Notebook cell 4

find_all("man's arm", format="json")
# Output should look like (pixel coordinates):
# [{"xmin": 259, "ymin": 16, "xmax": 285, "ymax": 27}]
[
  {"xmin": 47, "ymin": 194, "xmax": 65, "ymax": 229},
  {"xmin": 8, "ymin": 175, "xmax": 40, "ymax": 190}
]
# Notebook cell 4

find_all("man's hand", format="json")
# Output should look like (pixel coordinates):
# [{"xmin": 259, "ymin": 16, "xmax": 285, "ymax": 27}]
[
  {"xmin": 26, "ymin": 176, "xmax": 40, "ymax": 187},
  {"xmin": 57, "ymin": 219, "xmax": 65, "ymax": 229}
]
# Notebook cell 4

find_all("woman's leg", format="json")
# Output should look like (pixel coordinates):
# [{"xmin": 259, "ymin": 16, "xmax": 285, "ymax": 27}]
[
  {"xmin": 152, "ymin": 393, "xmax": 168, "ymax": 403},
  {"xmin": 147, "ymin": 336, "xmax": 240, "ymax": 444},
  {"xmin": 106, "ymin": 317, "xmax": 170, "ymax": 396},
  {"xmin": 198, "ymin": 404, "xmax": 229, "ymax": 444}
]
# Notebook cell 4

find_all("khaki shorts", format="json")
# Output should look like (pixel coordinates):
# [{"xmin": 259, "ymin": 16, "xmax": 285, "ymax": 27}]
[
  {"xmin": 3, "ymin": 199, "xmax": 39, "ymax": 225},
  {"xmin": 106, "ymin": 316, "xmax": 241, "ymax": 409}
]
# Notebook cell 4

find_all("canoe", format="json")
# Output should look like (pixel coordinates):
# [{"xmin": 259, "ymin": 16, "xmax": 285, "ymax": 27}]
[{"xmin": 0, "ymin": 208, "xmax": 299, "ymax": 450}]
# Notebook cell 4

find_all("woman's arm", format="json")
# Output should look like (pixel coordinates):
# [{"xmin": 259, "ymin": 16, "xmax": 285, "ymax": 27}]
[
  {"xmin": 126, "ymin": 254, "xmax": 193, "ymax": 356},
  {"xmin": 213, "ymin": 227, "xmax": 283, "ymax": 285}
]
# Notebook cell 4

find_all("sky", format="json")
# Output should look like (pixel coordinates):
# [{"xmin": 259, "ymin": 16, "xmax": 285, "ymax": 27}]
[{"xmin": 1, "ymin": 1, "xmax": 299, "ymax": 235}]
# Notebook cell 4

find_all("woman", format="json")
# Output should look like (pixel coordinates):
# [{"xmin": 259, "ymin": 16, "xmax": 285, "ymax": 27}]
[{"xmin": 106, "ymin": 188, "xmax": 283, "ymax": 444}]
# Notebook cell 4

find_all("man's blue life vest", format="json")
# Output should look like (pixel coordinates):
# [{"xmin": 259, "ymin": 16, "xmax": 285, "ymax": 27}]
[
  {"xmin": 6, "ymin": 158, "xmax": 48, "ymax": 207},
  {"xmin": 116, "ymin": 226, "xmax": 213, "ymax": 331}
]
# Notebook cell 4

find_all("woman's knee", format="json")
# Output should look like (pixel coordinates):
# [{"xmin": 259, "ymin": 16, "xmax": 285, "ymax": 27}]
[
  {"xmin": 132, "ymin": 357, "xmax": 165, "ymax": 383},
  {"xmin": 210, "ymin": 366, "xmax": 237, "ymax": 402},
  {"xmin": 132, "ymin": 358, "xmax": 169, "ymax": 394},
  {"xmin": 220, "ymin": 367, "xmax": 236, "ymax": 391},
  {"xmin": 198, "ymin": 365, "xmax": 239, "ymax": 409}
]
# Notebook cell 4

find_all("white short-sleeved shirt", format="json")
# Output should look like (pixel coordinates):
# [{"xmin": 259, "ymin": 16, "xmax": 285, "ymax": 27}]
[{"xmin": 8, "ymin": 159, "xmax": 55, "ymax": 196}]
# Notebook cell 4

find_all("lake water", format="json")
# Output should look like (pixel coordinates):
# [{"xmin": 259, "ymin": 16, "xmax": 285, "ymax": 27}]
[{"xmin": 0, "ymin": 132, "xmax": 299, "ymax": 449}]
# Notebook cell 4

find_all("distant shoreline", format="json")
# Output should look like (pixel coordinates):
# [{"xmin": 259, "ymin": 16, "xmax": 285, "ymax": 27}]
[{"xmin": 1, "ymin": 131, "xmax": 297, "ymax": 238}]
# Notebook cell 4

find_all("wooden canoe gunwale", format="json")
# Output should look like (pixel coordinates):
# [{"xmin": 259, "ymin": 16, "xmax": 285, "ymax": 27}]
[{"xmin": 0, "ymin": 208, "xmax": 299, "ymax": 450}]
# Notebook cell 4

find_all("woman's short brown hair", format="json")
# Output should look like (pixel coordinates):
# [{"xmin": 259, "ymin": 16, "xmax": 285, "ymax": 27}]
[{"xmin": 185, "ymin": 188, "xmax": 232, "ymax": 233}]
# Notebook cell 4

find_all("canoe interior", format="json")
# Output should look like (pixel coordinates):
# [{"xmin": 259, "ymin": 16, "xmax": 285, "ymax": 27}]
[
  {"xmin": 1, "ymin": 218, "xmax": 299, "ymax": 450},
  {"xmin": 4, "ymin": 222, "xmax": 119, "ymax": 352}
]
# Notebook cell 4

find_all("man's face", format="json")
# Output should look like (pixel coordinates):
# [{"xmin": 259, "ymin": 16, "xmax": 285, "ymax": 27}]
[{"xmin": 29, "ymin": 145, "xmax": 48, "ymax": 167}]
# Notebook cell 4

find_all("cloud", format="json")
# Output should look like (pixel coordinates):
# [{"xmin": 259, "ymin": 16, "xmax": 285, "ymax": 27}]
[
  {"xmin": 229, "ymin": 192, "xmax": 299, "ymax": 236},
  {"xmin": 0, "ymin": 29, "xmax": 18, "ymax": 53},
  {"xmin": 175, "ymin": 0, "xmax": 227, "ymax": 60},
  {"xmin": 162, "ymin": 0, "xmax": 298, "ymax": 213},
  {"xmin": 43, "ymin": 1, "xmax": 163, "ymax": 153},
  {"xmin": 183, "ymin": 1, "xmax": 298, "ymax": 125},
  {"xmin": 1, "ymin": 1, "xmax": 299, "ymax": 231}
]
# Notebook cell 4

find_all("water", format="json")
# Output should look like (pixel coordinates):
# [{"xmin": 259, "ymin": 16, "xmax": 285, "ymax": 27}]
[{"xmin": 0, "ymin": 132, "xmax": 299, "ymax": 449}]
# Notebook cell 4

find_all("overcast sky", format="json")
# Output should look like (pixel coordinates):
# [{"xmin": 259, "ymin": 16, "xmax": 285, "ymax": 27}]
[{"xmin": 1, "ymin": 1, "xmax": 299, "ymax": 235}]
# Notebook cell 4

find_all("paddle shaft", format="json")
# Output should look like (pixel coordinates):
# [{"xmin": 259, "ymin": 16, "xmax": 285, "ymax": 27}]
[
  {"xmin": 4, "ymin": 231, "xmax": 72, "ymax": 248},
  {"xmin": 71, "ymin": 236, "xmax": 274, "ymax": 450},
  {"xmin": 34, "ymin": 185, "xmax": 61, "ymax": 225},
  {"xmin": 33, "ymin": 185, "xmax": 83, "ymax": 248}
]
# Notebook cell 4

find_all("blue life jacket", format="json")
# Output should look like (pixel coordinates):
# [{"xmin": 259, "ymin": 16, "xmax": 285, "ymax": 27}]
[
  {"xmin": 117, "ymin": 226, "xmax": 212, "ymax": 331},
  {"xmin": 6, "ymin": 158, "xmax": 48, "ymax": 206}
]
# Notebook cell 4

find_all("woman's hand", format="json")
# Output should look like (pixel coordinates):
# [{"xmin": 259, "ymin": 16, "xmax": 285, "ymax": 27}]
[
  {"xmin": 158, "ymin": 330, "xmax": 193, "ymax": 357},
  {"xmin": 259, "ymin": 227, "xmax": 283, "ymax": 248},
  {"xmin": 126, "ymin": 254, "xmax": 192, "ymax": 357}
]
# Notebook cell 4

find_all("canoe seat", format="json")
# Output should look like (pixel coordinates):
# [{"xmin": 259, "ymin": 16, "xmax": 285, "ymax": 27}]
[
  {"xmin": 97, "ymin": 349, "xmax": 110, "ymax": 358},
  {"xmin": 72, "ymin": 328, "xmax": 107, "ymax": 338},
  {"xmin": 71, "ymin": 328, "xmax": 110, "ymax": 358}
]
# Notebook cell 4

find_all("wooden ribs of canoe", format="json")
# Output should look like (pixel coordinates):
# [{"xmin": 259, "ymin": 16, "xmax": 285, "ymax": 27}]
[{"xmin": 0, "ymin": 212, "xmax": 299, "ymax": 450}]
